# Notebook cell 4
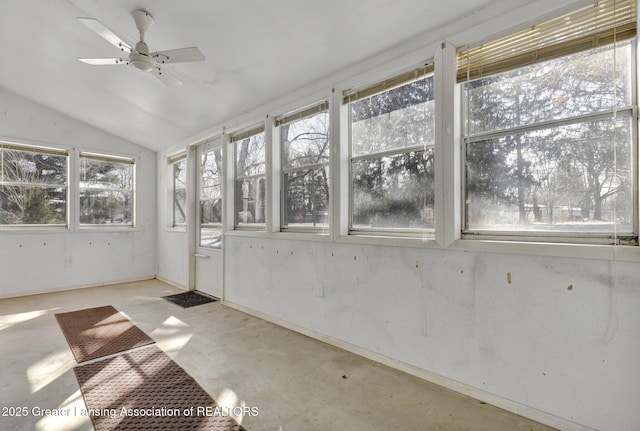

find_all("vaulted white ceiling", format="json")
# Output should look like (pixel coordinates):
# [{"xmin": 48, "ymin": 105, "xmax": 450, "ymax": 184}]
[{"xmin": 0, "ymin": 0, "xmax": 513, "ymax": 152}]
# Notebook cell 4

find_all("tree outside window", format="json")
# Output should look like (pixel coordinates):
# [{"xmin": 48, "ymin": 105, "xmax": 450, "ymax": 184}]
[
  {"xmin": 79, "ymin": 153, "xmax": 134, "ymax": 226},
  {"xmin": 0, "ymin": 145, "xmax": 67, "ymax": 226},
  {"xmin": 463, "ymin": 42, "xmax": 634, "ymax": 236},
  {"xmin": 234, "ymin": 130, "xmax": 266, "ymax": 228},
  {"xmin": 349, "ymin": 74, "xmax": 435, "ymax": 232},
  {"xmin": 280, "ymin": 107, "xmax": 330, "ymax": 230},
  {"xmin": 172, "ymin": 157, "xmax": 187, "ymax": 227},
  {"xmin": 200, "ymin": 147, "xmax": 223, "ymax": 247}
]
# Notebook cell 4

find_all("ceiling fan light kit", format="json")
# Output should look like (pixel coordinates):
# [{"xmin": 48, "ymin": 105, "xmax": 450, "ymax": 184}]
[{"xmin": 77, "ymin": 9, "xmax": 205, "ymax": 86}]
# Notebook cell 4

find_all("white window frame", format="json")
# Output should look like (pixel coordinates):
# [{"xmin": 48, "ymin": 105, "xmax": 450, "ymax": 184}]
[
  {"xmin": 458, "ymin": 23, "xmax": 638, "ymax": 246},
  {"xmin": 167, "ymin": 152, "xmax": 187, "ymax": 231},
  {"xmin": 0, "ymin": 140, "xmax": 69, "ymax": 230},
  {"xmin": 276, "ymin": 101, "xmax": 331, "ymax": 234},
  {"xmin": 344, "ymin": 65, "xmax": 436, "ymax": 238},
  {"xmin": 78, "ymin": 151, "xmax": 136, "ymax": 229},
  {"xmin": 231, "ymin": 125, "xmax": 267, "ymax": 231}
]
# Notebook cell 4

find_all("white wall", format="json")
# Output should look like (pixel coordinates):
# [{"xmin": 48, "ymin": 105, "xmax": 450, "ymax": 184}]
[
  {"xmin": 225, "ymin": 236, "xmax": 640, "ymax": 431},
  {"xmin": 156, "ymin": 230, "xmax": 189, "ymax": 288},
  {"xmin": 155, "ymin": 145, "xmax": 190, "ymax": 289},
  {"xmin": 0, "ymin": 88, "xmax": 156, "ymax": 298}
]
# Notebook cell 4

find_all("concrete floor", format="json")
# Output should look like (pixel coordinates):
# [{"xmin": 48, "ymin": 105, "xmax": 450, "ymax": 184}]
[{"xmin": 0, "ymin": 279, "xmax": 557, "ymax": 431}]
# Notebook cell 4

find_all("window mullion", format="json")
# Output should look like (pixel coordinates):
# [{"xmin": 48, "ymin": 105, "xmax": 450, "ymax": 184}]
[
  {"xmin": 351, "ymin": 144, "xmax": 429, "ymax": 162},
  {"xmin": 282, "ymin": 162, "xmax": 330, "ymax": 174},
  {"xmin": 466, "ymin": 106, "xmax": 635, "ymax": 144},
  {"xmin": 435, "ymin": 41, "xmax": 460, "ymax": 247}
]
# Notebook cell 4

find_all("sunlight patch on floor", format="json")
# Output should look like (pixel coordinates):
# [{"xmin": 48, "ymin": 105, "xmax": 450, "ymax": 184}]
[
  {"xmin": 150, "ymin": 315, "xmax": 193, "ymax": 358},
  {"xmin": 27, "ymin": 350, "xmax": 73, "ymax": 394},
  {"xmin": 35, "ymin": 389, "xmax": 90, "ymax": 431},
  {"xmin": 216, "ymin": 387, "xmax": 247, "ymax": 424},
  {"xmin": 0, "ymin": 308, "xmax": 59, "ymax": 331}
]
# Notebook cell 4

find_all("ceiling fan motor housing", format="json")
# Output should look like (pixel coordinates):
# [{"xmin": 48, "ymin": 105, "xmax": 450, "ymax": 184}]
[
  {"xmin": 129, "ymin": 52, "xmax": 154, "ymax": 72},
  {"xmin": 130, "ymin": 40, "xmax": 153, "ymax": 72}
]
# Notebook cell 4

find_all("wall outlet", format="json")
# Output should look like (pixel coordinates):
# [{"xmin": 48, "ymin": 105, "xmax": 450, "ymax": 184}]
[{"xmin": 314, "ymin": 282, "xmax": 324, "ymax": 298}]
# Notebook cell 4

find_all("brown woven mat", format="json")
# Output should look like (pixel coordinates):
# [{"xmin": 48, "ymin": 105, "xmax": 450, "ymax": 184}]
[
  {"xmin": 55, "ymin": 305, "xmax": 155, "ymax": 363},
  {"xmin": 74, "ymin": 345, "xmax": 246, "ymax": 431}
]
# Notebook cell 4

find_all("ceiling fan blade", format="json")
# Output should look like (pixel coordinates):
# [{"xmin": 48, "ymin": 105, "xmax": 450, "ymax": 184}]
[
  {"xmin": 78, "ymin": 58, "xmax": 128, "ymax": 65},
  {"xmin": 77, "ymin": 17, "xmax": 132, "ymax": 53},
  {"xmin": 152, "ymin": 66, "xmax": 183, "ymax": 87},
  {"xmin": 151, "ymin": 47, "xmax": 205, "ymax": 64}
]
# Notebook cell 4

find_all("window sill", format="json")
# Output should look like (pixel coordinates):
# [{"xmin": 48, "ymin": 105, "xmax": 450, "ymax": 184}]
[
  {"xmin": 165, "ymin": 226, "xmax": 187, "ymax": 233},
  {"xmin": 449, "ymin": 238, "xmax": 640, "ymax": 262},
  {"xmin": 271, "ymin": 231, "xmax": 332, "ymax": 242},
  {"xmin": 0, "ymin": 225, "xmax": 69, "ymax": 234},
  {"xmin": 336, "ymin": 233, "xmax": 438, "ymax": 249},
  {"xmin": 78, "ymin": 226, "xmax": 138, "ymax": 233},
  {"xmin": 225, "ymin": 230, "xmax": 268, "ymax": 238}
]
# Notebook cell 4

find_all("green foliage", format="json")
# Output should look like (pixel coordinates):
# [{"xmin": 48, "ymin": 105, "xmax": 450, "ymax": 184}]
[{"xmin": 23, "ymin": 188, "xmax": 55, "ymax": 224}]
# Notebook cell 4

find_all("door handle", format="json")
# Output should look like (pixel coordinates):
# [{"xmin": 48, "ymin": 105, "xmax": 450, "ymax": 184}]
[{"xmin": 193, "ymin": 253, "xmax": 209, "ymax": 258}]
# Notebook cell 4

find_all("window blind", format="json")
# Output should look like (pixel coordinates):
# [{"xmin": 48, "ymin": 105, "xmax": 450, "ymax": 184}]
[
  {"xmin": 0, "ymin": 142, "xmax": 68, "ymax": 157},
  {"xmin": 342, "ymin": 63, "xmax": 434, "ymax": 104},
  {"xmin": 229, "ymin": 125, "xmax": 265, "ymax": 143},
  {"xmin": 457, "ymin": 0, "xmax": 637, "ymax": 82},
  {"xmin": 166, "ymin": 151, "xmax": 186, "ymax": 164},
  {"xmin": 79, "ymin": 151, "xmax": 135, "ymax": 164},
  {"xmin": 275, "ymin": 101, "xmax": 329, "ymax": 127}
]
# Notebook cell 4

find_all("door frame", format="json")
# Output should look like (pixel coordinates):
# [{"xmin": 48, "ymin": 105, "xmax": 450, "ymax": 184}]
[{"xmin": 187, "ymin": 137, "xmax": 226, "ymax": 299}]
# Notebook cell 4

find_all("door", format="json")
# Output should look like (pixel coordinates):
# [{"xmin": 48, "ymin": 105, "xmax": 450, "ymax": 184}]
[{"xmin": 192, "ymin": 140, "xmax": 224, "ymax": 298}]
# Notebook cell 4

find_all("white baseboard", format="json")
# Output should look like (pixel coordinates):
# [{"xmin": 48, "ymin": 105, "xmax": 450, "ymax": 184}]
[
  {"xmin": 222, "ymin": 299, "xmax": 596, "ymax": 431},
  {"xmin": 0, "ymin": 275, "xmax": 156, "ymax": 300},
  {"xmin": 154, "ymin": 275, "xmax": 188, "ymax": 291}
]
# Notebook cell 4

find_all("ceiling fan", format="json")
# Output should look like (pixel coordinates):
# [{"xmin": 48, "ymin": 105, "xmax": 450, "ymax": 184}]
[{"xmin": 77, "ymin": 10, "xmax": 205, "ymax": 87}]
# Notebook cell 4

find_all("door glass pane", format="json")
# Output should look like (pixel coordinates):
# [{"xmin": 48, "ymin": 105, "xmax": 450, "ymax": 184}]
[{"xmin": 199, "ymin": 146, "xmax": 223, "ymax": 248}]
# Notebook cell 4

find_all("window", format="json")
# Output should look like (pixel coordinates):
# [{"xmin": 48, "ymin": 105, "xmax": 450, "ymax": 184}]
[
  {"xmin": 79, "ymin": 152, "xmax": 134, "ymax": 226},
  {"xmin": 199, "ymin": 145, "xmax": 223, "ymax": 247},
  {"xmin": 0, "ymin": 142, "xmax": 68, "ymax": 226},
  {"xmin": 459, "ymin": 0, "xmax": 637, "ymax": 243},
  {"xmin": 169, "ymin": 153, "xmax": 187, "ymax": 228},
  {"xmin": 344, "ymin": 65, "xmax": 435, "ymax": 234},
  {"xmin": 277, "ymin": 102, "xmax": 330, "ymax": 231},
  {"xmin": 233, "ymin": 126, "xmax": 266, "ymax": 229}
]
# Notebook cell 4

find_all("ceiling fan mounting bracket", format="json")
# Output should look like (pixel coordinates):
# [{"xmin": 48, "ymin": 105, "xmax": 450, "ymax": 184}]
[{"xmin": 132, "ymin": 10, "xmax": 154, "ymax": 33}]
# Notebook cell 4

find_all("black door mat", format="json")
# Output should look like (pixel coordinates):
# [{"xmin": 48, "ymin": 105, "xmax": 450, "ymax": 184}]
[{"xmin": 162, "ymin": 291, "xmax": 218, "ymax": 308}]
